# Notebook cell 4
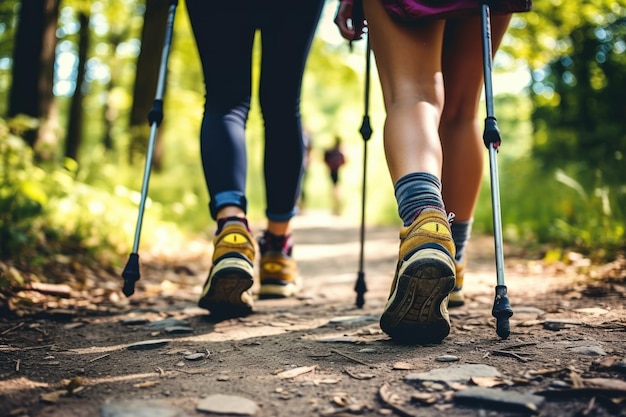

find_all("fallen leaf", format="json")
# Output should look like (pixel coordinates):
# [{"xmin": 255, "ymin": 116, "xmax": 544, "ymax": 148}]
[
  {"xmin": 378, "ymin": 384, "xmax": 419, "ymax": 417},
  {"xmin": 133, "ymin": 381, "xmax": 159, "ymax": 388},
  {"xmin": 470, "ymin": 376, "xmax": 505, "ymax": 388},
  {"xmin": 276, "ymin": 365, "xmax": 317, "ymax": 379},
  {"xmin": 585, "ymin": 378, "xmax": 626, "ymax": 391},
  {"xmin": 570, "ymin": 370, "xmax": 584, "ymax": 389},
  {"xmin": 40, "ymin": 390, "xmax": 65, "ymax": 404},
  {"xmin": 411, "ymin": 392, "xmax": 437, "ymax": 405}
]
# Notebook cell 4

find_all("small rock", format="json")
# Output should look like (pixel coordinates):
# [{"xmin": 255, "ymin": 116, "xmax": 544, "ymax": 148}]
[
  {"xmin": 436, "ymin": 355, "xmax": 459, "ymax": 362},
  {"xmin": 197, "ymin": 394, "xmax": 259, "ymax": 415},
  {"xmin": 549, "ymin": 380, "xmax": 570, "ymax": 388},
  {"xmin": 455, "ymin": 387, "xmax": 544, "ymax": 413},
  {"xmin": 184, "ymin": 353, "xmax": 206, "ymax": 361},
  {"xmin": 543, "ymin": 319, "xmax": 581, "ymax": 331},
  {"xmin": 148, "ymin": 319, "xmax": 190, "ymax": 329},
  {"xmin": 101, "ymin": 400, "xmax": 189, "ymax": 417},
  {"xmin": 569, "ymin": 346, "xmax": 607, "ymax": 356}
]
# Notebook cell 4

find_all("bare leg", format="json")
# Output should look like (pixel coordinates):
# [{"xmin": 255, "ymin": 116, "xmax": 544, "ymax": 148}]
[
  {"xmin": 364, "ymin": 0, "xmax": 446, "ymax": 183},
  {"xmin": 267, "ymin": 220, "xmax": 290, "ymax": 236},
  {"xmin": 216, "ymin": 206, "xmax": 246, "ymax": 221},
  {"xmin": 440, "ymin": 15, "xmax": 512, "ymax": 222}
]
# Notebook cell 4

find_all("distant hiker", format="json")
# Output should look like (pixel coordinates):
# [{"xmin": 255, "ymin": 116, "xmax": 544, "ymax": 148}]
[
  {"xmin": 324, "ymin": 136, "xmax": 346, "ymax": 215},
  {"xmin": 185, "ymin": 1, "xmax": 325, "ymax": 317}
]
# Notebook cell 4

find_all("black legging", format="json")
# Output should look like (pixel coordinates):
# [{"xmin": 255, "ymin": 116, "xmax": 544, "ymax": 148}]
[{"xmin": 185, "ymin": 0, "xmax": 324, "ymax": 221}]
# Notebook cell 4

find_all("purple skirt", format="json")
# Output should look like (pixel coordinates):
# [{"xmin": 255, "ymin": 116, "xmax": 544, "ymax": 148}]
[{"xmin": 381, "ymin": 0, "xmax": 532, "ymax": 23}]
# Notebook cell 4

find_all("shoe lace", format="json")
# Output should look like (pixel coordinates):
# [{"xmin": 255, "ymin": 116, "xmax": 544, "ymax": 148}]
[{"xmin": 447, "ymin": 212, "xmax": 456, "ymax": 224}]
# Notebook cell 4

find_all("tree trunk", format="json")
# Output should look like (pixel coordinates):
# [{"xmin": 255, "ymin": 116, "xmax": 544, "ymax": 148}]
[
  {"xmin": 8, "ymin": 1, "xmax": 45, "ymax": 146},
  {"xmin": 102, "ymin": 33, "xmax": 123, "ymax": 152},
  {"xmin": 127, "ymin": 0, "xmax": 169, "ymax": 169},
  {"xmin": 65, "ymin": 10, "xmax": 90, "ymax": 161},
  {"xmin": 7, "ymin": 0, "xmax": 60, "ymax": 159}
]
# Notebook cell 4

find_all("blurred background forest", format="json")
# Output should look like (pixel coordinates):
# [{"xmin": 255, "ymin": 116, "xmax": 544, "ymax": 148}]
[{"xmin": 0, "ymin": 0, "xmax": 624, "ymax": 296}]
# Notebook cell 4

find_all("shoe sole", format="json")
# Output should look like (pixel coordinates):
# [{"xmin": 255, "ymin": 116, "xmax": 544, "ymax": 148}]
[
  {"xmin": 258, "ymin": 281, "xmax": 300, "ymax": 299},
  {"xmin": 448, "ymin": 289, "xmax": 465, "ymax": 307},
  {"xmin": 380, "ymin": 248, "xmax": 456, "ymax": 345},
  {"xmin": 198, "ymin": 257, "xmax": 254, "ymax": 318}
]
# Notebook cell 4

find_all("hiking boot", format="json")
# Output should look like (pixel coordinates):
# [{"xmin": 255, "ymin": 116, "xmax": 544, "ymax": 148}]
[
  {"xmin": 380, "ymin": 209, "xmax": 456, "ymax": 344},
  {"xmin": 198, "ymin": 217, "xmax": 255, "ymax": 317},
  {"xmin": 449, "ymin": 260, "xmax": 466, "ymax": 307},
  {"xmin": 258, "ymin": 231, "xmax": 301, "ymax": 299}
]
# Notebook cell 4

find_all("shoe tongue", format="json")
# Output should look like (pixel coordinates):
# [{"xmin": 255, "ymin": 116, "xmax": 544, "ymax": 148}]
[{"xmin": 216, "ymin": 216, "xmax": 249, "ymax": 234}]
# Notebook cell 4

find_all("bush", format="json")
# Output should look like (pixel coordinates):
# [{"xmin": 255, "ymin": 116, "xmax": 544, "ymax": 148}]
[{"xmin": 0, "ymin": 118, "xmax": 159, "ymax": 290}]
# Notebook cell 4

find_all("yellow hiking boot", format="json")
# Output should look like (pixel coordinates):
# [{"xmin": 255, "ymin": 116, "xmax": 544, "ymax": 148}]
[
  {"xmin": 258, "ymin": 231, "xmax": 301, "ymax": 299},
  {"xmin": 449, "ymin": 260, "xmax": 466, "ymax": 307},
  {"xmin": 198, "ymin": 218, "xmax": 255, "ymax": 317},
  {"xmin": 380, "ymin": 209, "xmax": 456, "ymax": 344}
]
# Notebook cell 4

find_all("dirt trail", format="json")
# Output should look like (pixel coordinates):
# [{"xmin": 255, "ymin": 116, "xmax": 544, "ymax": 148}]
[{"xmin": 1, "ymin": 210, "xmax": 625, "ymax": 417}]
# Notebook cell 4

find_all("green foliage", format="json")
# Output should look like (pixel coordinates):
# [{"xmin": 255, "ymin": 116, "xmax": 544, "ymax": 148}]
[
  {"xmin": 0, "ymin": 118, "xmax": 47, "ymax": 258},
  {"xmin": 530, "ymin": 16, "xmax": 626, "ymax": 188},
  {"xmin": 471, "ymin": 93, "xmax": 624, "ymax": 259},
  {"xmin": 483, "ymin": 155, "xmax": 625, "ymax": 259},
  {"xmin": 0, "ymin": 117, "xmax": 182, "ymax": 281}
]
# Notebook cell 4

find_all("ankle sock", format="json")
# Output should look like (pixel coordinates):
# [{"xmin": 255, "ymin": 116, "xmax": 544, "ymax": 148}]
[
  {"xmin": 451, "ymin": 219, "xmax": 472, "ymax": 263},
  {"xmin": 216, "ymin": 216, "xmax": 250, "ymax": 235},
  {"xmin": 259, "ymin": 231, "xmax": 292, "ymax": 256},
  {"xmin": 394, "ymin": 172, "xmax": 445, "ymax": 226}
]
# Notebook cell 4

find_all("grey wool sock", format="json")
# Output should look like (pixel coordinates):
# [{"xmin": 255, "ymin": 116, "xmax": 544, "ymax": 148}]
[
  {"xmin": 394, "ymin": 172, "xmax": 445, "ymax": 226},
  {"xmin": 451, "ymin": 219, "xmax": 473, "ymax": 263}
]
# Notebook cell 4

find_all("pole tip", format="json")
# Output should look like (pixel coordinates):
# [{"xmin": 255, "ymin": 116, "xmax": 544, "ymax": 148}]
[
  {"xmin": 492, "ymin": 285, "xmax": 513, "ymax": 339},
  {"xmin": 355, "ymin": 271, "xmax": 367, "ymax": 308},
  {"xmin": 496, "ymin": 317, "xmax": 510, "ymax": 339},
  {"xmin": 122, "ymin": 253, "xmax": 141, "ymax": 297}
]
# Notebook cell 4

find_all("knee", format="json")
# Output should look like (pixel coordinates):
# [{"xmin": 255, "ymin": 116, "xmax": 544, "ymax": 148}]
[
  {"xmin": 260, "ymin": 96, "xmax": 301, "ymax": 122},
  {"xmin": 204, "ymin": 85, "xmax": 251, "ymax": 115},
  {"xmin": 441, "ymin": 99, "xmax": 479, "ymax": 125}
]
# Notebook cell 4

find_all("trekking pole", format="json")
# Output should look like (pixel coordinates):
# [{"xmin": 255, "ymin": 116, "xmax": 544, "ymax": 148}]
[
  {"xmin": 122, "ymin": 0, "xmax": 178, "ymax": 297},
  {"xmin": 355, "ymin": 35, "xmax": 372, "ymax": 308},
  {"xmin": 480, "ymin": 2, "xmax": 513, "ymax": 339}
]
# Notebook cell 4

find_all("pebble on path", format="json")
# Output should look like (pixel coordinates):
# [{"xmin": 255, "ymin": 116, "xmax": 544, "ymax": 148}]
[
  {"xmin": 101, "ymin": 400, "xmax": 189, "ymax": 417},
  {"xmin": 196, "ymin": 394, "xmax": 259, "ymax": 416}
]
